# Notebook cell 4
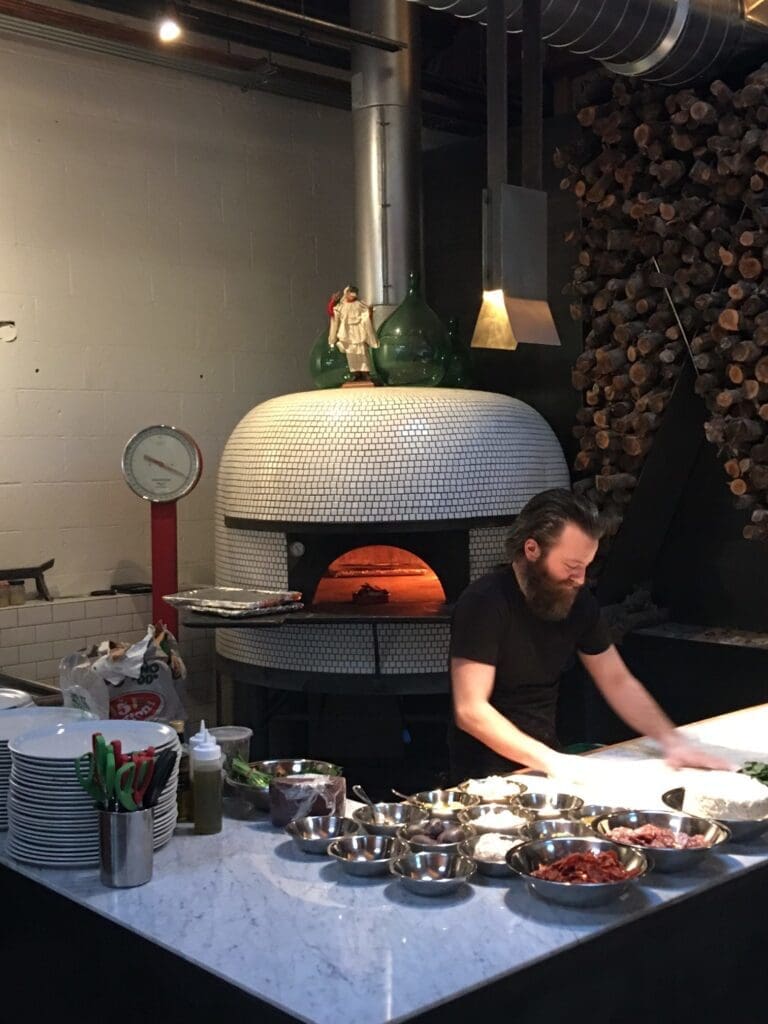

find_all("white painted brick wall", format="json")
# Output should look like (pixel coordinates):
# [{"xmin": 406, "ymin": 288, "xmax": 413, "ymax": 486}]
[
  {"xmin": 0, "ymin": 594, "xmax": 216, "ymax": 718},
  {"xmin": 0, "ymin": 33, "xmax": 355, "ymax": 602}
]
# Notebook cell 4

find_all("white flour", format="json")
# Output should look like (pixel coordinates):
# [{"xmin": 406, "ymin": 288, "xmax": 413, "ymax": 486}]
[
  {"xmin": 472, "ymin": 808, "xmax": 529, "ymax": 833},
  {"xmin": 474, "ymin": 832, "xmax": 521, "ymax": 862},
  {"xmin": 679, "ymin": 770, "xmax": 768, "ymax": 821},
  {"xmin": 462, "ymin": 775, "xmax": 526, "ymax": 800}
]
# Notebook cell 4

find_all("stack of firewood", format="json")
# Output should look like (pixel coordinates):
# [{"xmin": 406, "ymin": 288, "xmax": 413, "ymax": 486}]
[{"xmin": 557, "ymin": 65, "xmax": 768, "ymax": 541}]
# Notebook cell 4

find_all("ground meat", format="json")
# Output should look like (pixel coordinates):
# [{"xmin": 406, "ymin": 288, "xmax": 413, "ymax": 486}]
[
  {"xmin": 607, "ymin": 823, "xmax": 709, "ymax": 850},
  {"xmin": 531, "ymin": 850, "xmax": 640, "ymax": 883}
]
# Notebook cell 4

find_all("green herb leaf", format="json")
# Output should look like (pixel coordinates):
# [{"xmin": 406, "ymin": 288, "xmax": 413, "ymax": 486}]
[
  {"xmin": 230, "ymin": 755, "xmax": 271, "ymax": 788},
  {"xmin": 740, "ymin": 761, "xmax": 768, "ymax": 786}
]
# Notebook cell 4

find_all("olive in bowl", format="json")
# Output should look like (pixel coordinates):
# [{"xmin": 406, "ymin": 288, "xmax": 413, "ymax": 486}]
[{"xmin": 397, "ymin": 816, "xmax": 476, "ymax": 853}]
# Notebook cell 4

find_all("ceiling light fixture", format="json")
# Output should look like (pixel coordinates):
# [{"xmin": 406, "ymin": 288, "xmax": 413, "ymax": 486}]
[
  {"xmin": 158, "ymin": 4, "xmax": 183, "ymax": 43},
  {"xmin": 471, "ymin": 0, "xmax": 559, "ymax": 351}
]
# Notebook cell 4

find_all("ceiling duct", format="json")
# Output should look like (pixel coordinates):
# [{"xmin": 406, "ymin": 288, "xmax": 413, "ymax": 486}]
[
  {"xmin": 351, "ymin": 1, "xmax": 421, "ymax": 319},
  {"xmin": 408, "ymin": 0, "xmax": 766, "ymax": 86}
]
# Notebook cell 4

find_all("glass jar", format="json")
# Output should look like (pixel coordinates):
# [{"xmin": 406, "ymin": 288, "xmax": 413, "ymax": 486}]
[
  {"xmin": 374, "ymin": 272, "xmax": 449, "ymax": 387},
  {"xmin": 9, "ymin": 581, "xmax": 25, "ymax": 606},
  {"xmin": 442, "ymin": 318, "xmax": 475, "ymax": 388},
  {"xmin": 309, "ymin": 324, "xmax": 351, "ymax": 389}
]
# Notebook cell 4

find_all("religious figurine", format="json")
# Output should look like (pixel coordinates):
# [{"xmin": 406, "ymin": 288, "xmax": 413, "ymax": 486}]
[{"xmin": 327, "ymin": 284, "xmax": 378, "ymax": 382}]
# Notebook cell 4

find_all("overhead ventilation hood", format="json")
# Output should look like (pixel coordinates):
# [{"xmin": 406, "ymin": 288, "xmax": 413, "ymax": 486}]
[
  {"xmin": 472, "ymin": 183, "xmax": 560, "ymax": 350},
  {"xmin": 471, "ymin": 0, "xmax": 560, "ymax": 351}
]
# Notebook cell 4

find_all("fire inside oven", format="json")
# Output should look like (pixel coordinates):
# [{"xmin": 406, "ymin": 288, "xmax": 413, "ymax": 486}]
[
  {"xmin": 287, "ymin": 528, "xmax": 469, "ymax": 613},
  {"xmin": 313, "ymin": 545, "xmax": 446, "ymax": 609}
]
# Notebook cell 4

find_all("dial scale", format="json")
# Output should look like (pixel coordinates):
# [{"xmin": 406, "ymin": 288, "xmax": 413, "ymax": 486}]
[{"xmin": 122, "ymin": 425, "xmax": 202, "ymax": 503}]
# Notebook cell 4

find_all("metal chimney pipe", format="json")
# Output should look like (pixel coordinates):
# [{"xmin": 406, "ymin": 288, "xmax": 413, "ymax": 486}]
[
  {"xmin": 408, "ymin": 0, "xmax": 763, "ymax": 86},
  {"xmin": 351, "ymin": 1, "xmax": 421, "ymax": 321}
]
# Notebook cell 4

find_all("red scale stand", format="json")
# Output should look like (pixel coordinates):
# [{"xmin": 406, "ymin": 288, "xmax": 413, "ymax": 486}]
[
  {"xmin": 151, "ymin": 501, "xmax": 179, "ymax": 637},
  {"xmin": 121, "ymin": 425, "xmax": 202, "ymax": 638}
]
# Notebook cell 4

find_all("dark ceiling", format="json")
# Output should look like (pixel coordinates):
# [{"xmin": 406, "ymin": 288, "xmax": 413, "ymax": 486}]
[{"xmin": 52, "ymin": 1, "xmax": 593, "ymax": 132}]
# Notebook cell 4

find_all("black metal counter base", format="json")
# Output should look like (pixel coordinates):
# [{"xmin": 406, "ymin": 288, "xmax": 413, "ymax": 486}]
[{"xmin": 3, "ymin": 856, "xmax": 767, "ymax": 1024}]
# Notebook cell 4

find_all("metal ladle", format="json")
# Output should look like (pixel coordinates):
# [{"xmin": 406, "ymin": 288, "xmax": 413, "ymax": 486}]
[
  {"xmin": 391, "ymin": 788, "xmax": 414, "ymax": 803},
  {"xmin": 352, "ymin": 784, "xmax": 384, "ymax": 824}
]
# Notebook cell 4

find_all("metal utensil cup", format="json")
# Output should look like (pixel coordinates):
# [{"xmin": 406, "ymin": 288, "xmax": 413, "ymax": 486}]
[{"xmin": 99, "ymin": 808, "xmax": 153, "ymax": 888}]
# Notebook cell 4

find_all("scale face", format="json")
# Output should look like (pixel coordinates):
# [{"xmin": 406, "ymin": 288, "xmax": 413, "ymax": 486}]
[{"xmin": 122, "ymin": 425, "xmax": 202, "ymax": 503}]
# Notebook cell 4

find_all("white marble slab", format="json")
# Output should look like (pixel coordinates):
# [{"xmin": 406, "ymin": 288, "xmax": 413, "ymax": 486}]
[{"xmin": 2, "ymin": 705, "xmax": 768, "ymax": 1024}]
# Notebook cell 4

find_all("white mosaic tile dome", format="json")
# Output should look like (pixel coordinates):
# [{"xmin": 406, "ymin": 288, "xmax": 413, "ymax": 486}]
[
  {"xmin": 218, "ymin": 387, "xmax": 569, "ymax": 525},
  {"xmin": 215, "ymin": 388, "xmax": 569, "ymax": 676}
]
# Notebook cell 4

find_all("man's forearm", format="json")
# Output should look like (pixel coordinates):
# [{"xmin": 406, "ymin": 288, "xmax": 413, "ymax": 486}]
[
  {"xmin": 580, "ymin": 647, "xmax": 735, "ymax": 771},
  {"xmin": 597, "ymin": 672, "xmax": 676, "ymax": 744},
  {"xmin": 455, "ymin": 703, "xmax": 558, "ymax": 773}
]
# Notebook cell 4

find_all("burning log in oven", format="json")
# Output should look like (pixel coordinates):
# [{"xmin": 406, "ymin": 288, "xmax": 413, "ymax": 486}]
[{"xmin": 313, "ymin": 546, "xmax": 445, "ymax": 610}]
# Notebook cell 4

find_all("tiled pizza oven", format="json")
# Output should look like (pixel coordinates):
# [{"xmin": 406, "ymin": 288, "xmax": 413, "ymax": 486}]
[{"xmin": 215, "ymin": 388, "xmax": 569, "ymax": 678}]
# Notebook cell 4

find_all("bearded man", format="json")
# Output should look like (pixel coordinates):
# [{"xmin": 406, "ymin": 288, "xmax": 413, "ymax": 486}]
[{"xmin": 449, "ymin": 489, "xmax": 731, "ymax": 781}]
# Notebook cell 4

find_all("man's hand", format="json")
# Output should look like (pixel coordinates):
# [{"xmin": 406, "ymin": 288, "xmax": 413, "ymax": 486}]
[
  {"xmin": 662, "ymin": 734, "xmax": 737, "ymax": 771},
  {"xmin": 580, "ymin": 647, "xmax": 739, "ymax": 769},
  {"xmin": 542, "ymin": 751, "xmax": 606, "ymax": 786}
]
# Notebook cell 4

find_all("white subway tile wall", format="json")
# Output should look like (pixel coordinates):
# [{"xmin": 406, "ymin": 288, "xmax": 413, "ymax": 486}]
[
  {"xmin": 0, "ymin": 594, "xmax": 214, "ymax": 722},
  {"xmin": 0, "ymin": 33, "xmax": 354, "ymax": 599}
]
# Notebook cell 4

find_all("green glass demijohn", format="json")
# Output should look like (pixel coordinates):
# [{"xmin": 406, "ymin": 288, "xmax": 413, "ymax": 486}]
[
  {"xmin": 442, "ymin": 317, "xmax": 474, "ymax": 388},
  {"xmin": 309, "ymin": 324, "xmax": 351, "ymax": 389},
  {"xmin": 374, "ymin": 272, "xmax": 449, "ymax": 386}
]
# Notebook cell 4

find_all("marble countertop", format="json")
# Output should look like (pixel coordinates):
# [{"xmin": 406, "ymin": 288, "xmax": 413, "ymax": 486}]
[{"xmin": 2, "ymin": 704, "xmax": 768, "ymax": 1024}]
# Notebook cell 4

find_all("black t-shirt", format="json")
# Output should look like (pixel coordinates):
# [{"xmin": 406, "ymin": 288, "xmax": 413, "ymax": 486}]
[{"xmin": 448, "ymin": 568, "xmax": 611, "ymax": 780}]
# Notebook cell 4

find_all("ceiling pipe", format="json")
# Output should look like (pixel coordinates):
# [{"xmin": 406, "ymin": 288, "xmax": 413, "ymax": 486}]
[
  {"xmin": 408, "ymin": 0, "xmax": 766, "ymax": 86},
  {"xmin": 351, "ymin": 1, "xmax": 421, "ymax": 319},
  {"xmin": 182, "ymin": 0, "xmax": 408, "ymax": 53},
  {"xmin": 521, "ymin": 0, "xmax": 542, "ymax": 190},
  {"xmin": 0, "ymin": 0, "xmax": 351, "ymax": 104},
  {"xmin": 0, "ymin": 1, "xmax": 483, "ymax": 131}
]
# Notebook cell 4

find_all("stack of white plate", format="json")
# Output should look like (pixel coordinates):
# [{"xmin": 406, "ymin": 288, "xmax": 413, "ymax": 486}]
[
  {"xmin": 0, "ymin": 707, "xmax": 88, "ymax": 831},
  {"xmin": 7, "ymin": 719, "xmax": 180, "ymax": 866},
  {"xmin": 0, "ymin": 689, "xmax": 34, "ymax": 710},
  {"xmin": 0, "ymin": 739, "xmax": 8, "ymax": 829}
]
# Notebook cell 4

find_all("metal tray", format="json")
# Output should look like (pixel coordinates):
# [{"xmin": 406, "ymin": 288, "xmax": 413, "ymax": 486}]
[
  {"xmin": 188, "ymin": 602, "xmax": 303, "ymax": 619},
  {"xmin": 163, "ymin": 586, "xmax": 302, "ymax": 611}
]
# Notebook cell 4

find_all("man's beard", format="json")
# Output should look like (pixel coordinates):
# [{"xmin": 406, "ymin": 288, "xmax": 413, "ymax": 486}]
[{"xmin": 517, "ymin": 557, "xmax": 581, "ymax": 621}]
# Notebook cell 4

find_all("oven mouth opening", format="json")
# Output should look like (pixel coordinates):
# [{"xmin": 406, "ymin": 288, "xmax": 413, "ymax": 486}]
[{"xmin": 311, "ymin": 545, "xmax": 446, "ymax": 611}]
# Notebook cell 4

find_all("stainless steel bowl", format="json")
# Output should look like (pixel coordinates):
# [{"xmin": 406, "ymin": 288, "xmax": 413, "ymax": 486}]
[
  {"xmin": 352, "ymin": 802, "xmax": 428, "ymax": 837},
  {"xmin": 514, "ymin": 792, "xmax": 585, "ymax": 820},
  {"xmin": 507, "ymin": 837, "xmax": 648, "ymax": 907},
  {"xmin": 397, "ymin": 818, "xmax": 476, "ymax": 853},
  {"xmin": 224, "ymin": 771, "xmax": 271, "ymax": 811},
  {"xmin": 404, "ymin": 789, "xmax": 481, "ymax": 817},
  {"xmin": 285, "ymin": 815, "xmax": 359, "ymax": 854},
  {"xmin": 592, "ymin": 809, "xmax": 730, "ymax": 872},
  {"xmin": 257, "ymin": 758, "xmax": 343, "ymax": 777},
  {"xmin": 456, "ymin": 777, "xmax": 527, "ymax": 801},
  {"xmin": 525, "ymin": 818, "xmax": 595, "ymax": 842},
  {"xmin": 459, "ymin": 832, "xmax": 525, "ymax": 877},
  {"xmin": 391, "ymin": 850, "xmax": 476, "ymax": 896},
  {"xmin": 578, "ymin": 804, "xmax": 629, "ymax": 827},
  {"xmin": 327, "ymin": 834, "xmax": 405, "ymax": 876},
  {"xmin": 662, "ymin": 787, "xmax": 768, "ymax": 843},
  {"xmin": 226, "ymin": 758, "xmax": 343, "ymax": 811},
  {"xmin": 458, "ymin": 803, "xmax": 532, "ymax": 835}
]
